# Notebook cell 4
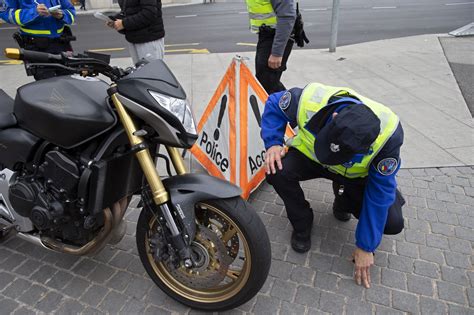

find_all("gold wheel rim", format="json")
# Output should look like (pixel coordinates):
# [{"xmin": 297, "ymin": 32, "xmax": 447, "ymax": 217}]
[{"xmin": 145, "ymin": 202, "xmax": 252, "ymax": 303}]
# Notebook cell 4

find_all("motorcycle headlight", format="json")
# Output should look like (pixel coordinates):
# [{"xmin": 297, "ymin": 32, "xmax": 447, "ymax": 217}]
[{"xmin": 149, "ymin": 91, "xmax": 197, "ymax": 135}]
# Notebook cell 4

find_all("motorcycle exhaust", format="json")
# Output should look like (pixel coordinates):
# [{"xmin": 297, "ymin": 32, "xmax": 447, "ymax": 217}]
[
  {"xmin": 14, "ymin": 197, "xmax": 129, "ymax": 256},
  {"xmin": 105, "ymin": 197, "xmax": 129, "ymax": 246},
  {"xmin": 41, "ymin": 207, "xmax": 113, "ymax": 256},
  {"xmin": 17, "ymin": 232, "xmax": 50, "ymax": 250}
]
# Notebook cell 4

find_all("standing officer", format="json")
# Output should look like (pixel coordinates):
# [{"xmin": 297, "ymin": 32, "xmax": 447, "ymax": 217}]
[
  {"xmin": 261, "ymin": 83, "xmax": 405, "ymax": 289},
  {"xmin": 0, "ymin": 0, "xmax": 75, "ymax": 80},
  {"xmin": 245, "ymin": 0, "xmax": 296, "ymax": 94}
]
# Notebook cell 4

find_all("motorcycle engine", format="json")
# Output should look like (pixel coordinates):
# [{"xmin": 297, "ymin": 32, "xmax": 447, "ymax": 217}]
[{"xmin": 9, "ymin": 150, "xmax": 95, "ymax": 244}]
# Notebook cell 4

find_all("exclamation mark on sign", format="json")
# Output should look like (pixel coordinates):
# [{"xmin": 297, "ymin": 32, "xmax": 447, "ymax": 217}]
[
  {"xmin": 213, "ymin": 95, "xmax": 228, "ymax": 141},
  {"xmin": 250, "ymin": 95, "xmax": 261, "ymax": 127}
]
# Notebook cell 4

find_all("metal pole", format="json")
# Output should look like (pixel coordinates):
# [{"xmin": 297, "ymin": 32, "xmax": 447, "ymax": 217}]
[{"xmin": 329, "ymin": 0, "xmax": 341, "ymax": 52}]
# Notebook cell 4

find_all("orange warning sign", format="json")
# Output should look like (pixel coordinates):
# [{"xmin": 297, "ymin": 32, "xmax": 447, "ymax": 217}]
[
  {"xmin": 190, "ymin": 61, "xmax": 237, "ymax": 183},
  {"xmin": 239, "ymin": 62, "xmax": 295, "ymax": 199},
  {"xmin": 191, "ymin": 58, "xmax": 294, "ymax": 199}
]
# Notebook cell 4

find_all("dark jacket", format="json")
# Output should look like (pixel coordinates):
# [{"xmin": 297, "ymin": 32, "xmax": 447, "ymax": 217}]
[{"xmin": 117, "ymin": 0, "xmax": 164, "ymax": 44}]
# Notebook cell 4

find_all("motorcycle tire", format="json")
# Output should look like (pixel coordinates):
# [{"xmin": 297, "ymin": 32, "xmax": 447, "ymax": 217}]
[{"xmin": 136, "ymin": 196, "xmax": 271, "ymax": 311}]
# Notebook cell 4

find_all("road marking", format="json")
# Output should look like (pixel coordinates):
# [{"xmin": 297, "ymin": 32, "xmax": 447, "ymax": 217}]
[
  {"xmin": 88, "ymin": 48, "xmax": 125, "ymax": 52},
  {"xmin": 165, "ymin": 48, "xmax": 210, "ymax": 54},
  {"xmin": 445, "ymin": 1, "xmax": 474, "ymax": 5},
  {"xmin": 238, "ymin": 11, "xmax": 247, "ymax": 14},
  {"xmin": 165, "ymin": 43, "xmax": 200, "ymax": 47},
  {"xmin": 0, "ymin": 26, "xmax": 18, "ymax": 30},
  {"xmin": 304, "ymin": 8, "xmax": 327, "ymax": 11},
  {"xmin": 0, "ymin": 60, "xmax": 23, "ymax": 65},
  {"xmin": 372, "ymin": 6, "xmax": 397, "ymax": 9},
  {"xmin": 175, "ymin": 14, "xmax": 197, "ymax": 18},
  {"xmin": 237, "ymin": 42, "xmax": 257, "ymax": 47}
]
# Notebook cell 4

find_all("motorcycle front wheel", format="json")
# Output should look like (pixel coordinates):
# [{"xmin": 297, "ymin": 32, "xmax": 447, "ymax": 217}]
[{"xmin": 136, "ymin": 197, "xmax": 271, "ymax": 311}]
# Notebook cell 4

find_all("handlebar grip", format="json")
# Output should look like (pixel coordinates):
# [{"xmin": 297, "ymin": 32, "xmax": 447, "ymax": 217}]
[
  {"xmin": 4, "ymin": 48, "xmax": 21, "ymax": 60},
  {"xmin": 4, "ymin": 48, "xmax": 62, "ymax": 63},
  {"xmin": 21, "ymin": 49, "xmax": 63, "ymax": 63}
]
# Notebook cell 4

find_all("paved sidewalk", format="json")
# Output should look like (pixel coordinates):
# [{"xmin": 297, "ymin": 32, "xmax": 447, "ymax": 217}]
[
  {"xmin": 0, "ymin": 35, "xmax": 473, "ymax": 314},
  {"xmin": 0, "ymin": 166, "xmax": 473, "ymax": 314}
]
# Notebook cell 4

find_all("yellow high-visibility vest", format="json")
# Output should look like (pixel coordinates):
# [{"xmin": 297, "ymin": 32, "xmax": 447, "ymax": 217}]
[
  {"xmin": 245, "ymin": 0, "xmax": 277, "ymax": 33},
  {"xmin": 290, "ymin": 82, "xmax": 400, "ymax": 178}
]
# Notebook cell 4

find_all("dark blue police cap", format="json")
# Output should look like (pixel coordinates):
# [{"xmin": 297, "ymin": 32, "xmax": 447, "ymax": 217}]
[{"xmin": 313, "ymin": 104, "xmax": 381, "ymax": 165}]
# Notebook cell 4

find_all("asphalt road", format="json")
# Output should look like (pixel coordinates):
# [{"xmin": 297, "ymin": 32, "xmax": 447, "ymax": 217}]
[
  {"xmin": 0, "ymin": 0, "xmax": 473, "ymax": 60},
  {"xmin": 439, "ymin": 37, "xmax": 474, "ymax": 117}
]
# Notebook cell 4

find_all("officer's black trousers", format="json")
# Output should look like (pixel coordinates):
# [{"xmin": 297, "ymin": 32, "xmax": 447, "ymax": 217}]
[
  {"xmin": 266, "ymin": 149, "xmax": 405, "ymax": 234},
  {"xmin": 255, "ymin": 28, "xmax": 294, "ymax": 95}
]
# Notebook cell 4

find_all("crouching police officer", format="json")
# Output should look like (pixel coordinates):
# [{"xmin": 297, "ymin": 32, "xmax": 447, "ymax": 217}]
[
  {"xmin": 0, "ymin": 0, "xmax": 76, "ymax": 80},
  {"xmin": 261, "ymin": 83, "xmax": 405, "ymax": 288}
]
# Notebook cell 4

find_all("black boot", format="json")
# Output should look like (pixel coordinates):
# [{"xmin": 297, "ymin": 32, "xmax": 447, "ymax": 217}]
[
  {"xmin": 291, "ymin": 226, "xmax": 312, "ymax": 253},
  {"xmin": 333, "ymin": 204, "xmax": 351, "ymax": 222}
]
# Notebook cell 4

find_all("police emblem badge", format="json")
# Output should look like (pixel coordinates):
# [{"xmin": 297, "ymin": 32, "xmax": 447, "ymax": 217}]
[
  {"xmin": 279, "ymin": 91, "xmax": 291, "ymax": 111},
  {"xmin": 377, "ymin": 157, "xmax": 398, "ymax": 176},
  {"xmin": 0, "ymin": 0, "xmax": 7, "ymax": 12}
]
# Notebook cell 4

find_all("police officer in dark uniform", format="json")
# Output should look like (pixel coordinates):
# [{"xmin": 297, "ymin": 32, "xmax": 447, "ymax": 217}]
[
  {"xmin": 261, "ymin": 82, "xmax": 405, "ymax": 288},
  {"xmin": 1, "ymin": 0, "xmax": 76, "ymax": 80},
  {"xmin": 245, "ymin": 0, "xmax": 296, "ymax": 95}
]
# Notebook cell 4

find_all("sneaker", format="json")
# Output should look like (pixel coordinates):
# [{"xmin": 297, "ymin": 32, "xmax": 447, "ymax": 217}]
[
  {"xmin": 333, "ymin": 205, "xmax": 351, "ymax": 222},
  {"xmin": 291, "ymin": 227, "xmax": 312, "ymax": 253}
]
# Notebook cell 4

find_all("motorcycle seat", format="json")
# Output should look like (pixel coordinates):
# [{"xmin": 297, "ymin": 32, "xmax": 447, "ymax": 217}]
[{"xmin": 0, "ymin": 89, "xmax": 17, "ymax": 129}]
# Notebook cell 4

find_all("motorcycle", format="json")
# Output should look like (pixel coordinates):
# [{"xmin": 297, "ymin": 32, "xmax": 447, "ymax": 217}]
[{"xmin": 0, "ymin": 48, "xmax": 271, "ymax": 311}]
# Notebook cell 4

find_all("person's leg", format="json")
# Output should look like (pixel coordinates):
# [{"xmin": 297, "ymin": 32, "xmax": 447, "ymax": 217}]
[
  {"xmin": 127, "ymin": 42, "xmax": 139, "ymax": 65},
  {"xmin": 255, "ymin": 31, "xmax": 274, "ymax": 94},
  {"xmin": 134, "ymin": 39, "xmax": 165, "ymax": 62},
  {"xmin": 155, "ymin": 37, "xmax": 165, "ymax": 60},
  {"xmin": 266, "ymin": 149, "xmax": 331, "ymax": 252},
  {"xmin": 332, "ymin": 179, "xmax": 364, "ymax": 221},
  {"xmin": 338, "ymin": 181, "xmax": 405, "ymax": 235},
  {"xmin": 266, "ymin": 149, "xmax": 330, "ymax": 231},
  {"xmin": 255, "ymin": 30, "xmax": 294, "ymax": 94},
  {"xmin": 270, "ymin": 38, "xmax": 294, "ymax": 91}
]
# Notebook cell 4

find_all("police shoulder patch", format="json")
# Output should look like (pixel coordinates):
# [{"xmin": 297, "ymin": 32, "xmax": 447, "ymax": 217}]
[
  {"xmin": 279, "ymin": 91, "xmax": 291, "ymax": 111},
  {"xmin": 0, "ymin": 0, "xmax": 7, "ymax": 12},
  {"xmin": 377, "ymin": 157, "xmax": 398, "ymax": 176}
]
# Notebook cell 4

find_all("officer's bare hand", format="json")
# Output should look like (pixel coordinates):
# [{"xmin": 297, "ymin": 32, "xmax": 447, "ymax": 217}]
[
  {"xmin": 113, "ymin": 19, "xmax": 125, "ymax": 31},
  {"xmin": 51, "ymin": 9, "xmax": 63, "ymax": 19},
  {"xmin": 36, "ymin": 4, "xmax": 49, "ymax": 16},
  {"xmin": 352, "ymin": 248, "xmax": 374, "ymax": 289},
  {"xmin": 264, "ymin": 145, "xmax": 286, "ymax": 175},
  {"xmin": 268, "ymin": 55, "xmax": 282, "ymax": 69}
]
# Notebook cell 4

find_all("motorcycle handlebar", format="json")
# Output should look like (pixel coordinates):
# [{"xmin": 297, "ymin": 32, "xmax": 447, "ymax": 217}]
[
  {"xmin": 5, "ymin": 48, "xmax": 62, "ymax": 64},
  {"xmin": 4, "ymin": 48, "xmax": 128, "ymax": 80}
]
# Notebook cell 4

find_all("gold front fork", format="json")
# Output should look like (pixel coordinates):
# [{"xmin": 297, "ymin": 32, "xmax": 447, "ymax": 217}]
[
  {"xmin": 166, "ymin": 146, "xmax": 187, "ymax": 175},
  {"xmin": 110, "ymin": 87, "xmax": 174, "ymax": 205}
]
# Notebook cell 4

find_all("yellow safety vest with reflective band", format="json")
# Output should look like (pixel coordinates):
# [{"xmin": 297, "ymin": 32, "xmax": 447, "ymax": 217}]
[
  {"xmin": 245, "ymin": 0, "xmax": 277, "ymax": 33},
  {"xmin": 290, "ymin": 82, "xmax": 400, "ymax": 178}
]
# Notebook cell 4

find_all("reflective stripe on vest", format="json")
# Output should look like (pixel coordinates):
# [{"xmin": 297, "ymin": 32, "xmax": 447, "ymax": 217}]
[
  {"xmin": 20, "ymin": 26, "xmax": 64, "ymax": 35},
  {"xmin": 291, "ymin": 82, "xmax": 400, "ymax": 178},
  {"xmin": 14, "ymin": 9, "xmax": 23, "ymax": 26},
  {"xmin": 65, "ymin": 10, "xmax": 74, "ymax": 24},
  {"xmin": 245, "ymin": 0, "xmax": 277, "ymax": 33}
]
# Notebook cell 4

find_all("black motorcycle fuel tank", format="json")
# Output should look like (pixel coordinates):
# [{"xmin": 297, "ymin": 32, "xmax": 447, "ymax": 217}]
[{"xmin": 14, "ymin": 76, "xmax": 116, "ymax": 149}]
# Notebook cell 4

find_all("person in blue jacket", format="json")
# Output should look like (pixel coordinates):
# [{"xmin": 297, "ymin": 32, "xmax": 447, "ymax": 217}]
[
  {"xmin": 261, "ymin": 82, "xmax": 405, "ymax": 289},
  {"xmin": 0, "ymin": 0, "xmax": 75, "ymax": 79}
]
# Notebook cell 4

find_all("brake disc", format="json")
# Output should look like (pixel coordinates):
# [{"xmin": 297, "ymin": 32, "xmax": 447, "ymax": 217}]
[
  {"xmin": 207, "ymin": 211, "xmax": 240, "ymax": 260},
  {"xmin": 164, "ymin": 226, "xmax": 234, "ymax": 289}
]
